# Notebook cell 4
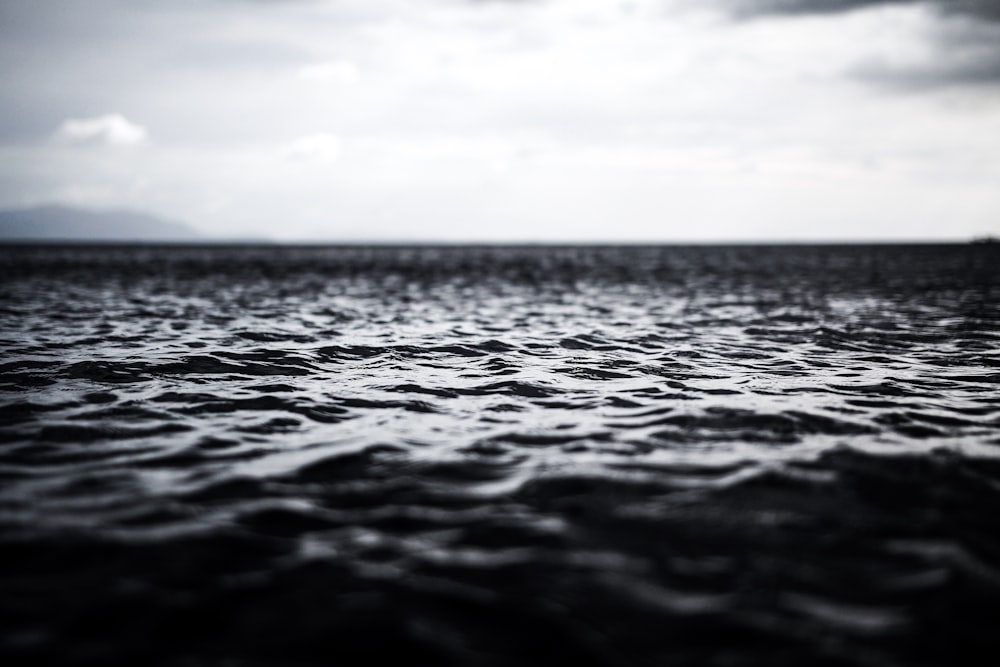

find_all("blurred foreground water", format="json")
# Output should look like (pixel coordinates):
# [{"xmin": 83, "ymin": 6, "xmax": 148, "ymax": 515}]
[{"xmin": 1, "ymin": 244, "xmax": 999, "ymax": 666}]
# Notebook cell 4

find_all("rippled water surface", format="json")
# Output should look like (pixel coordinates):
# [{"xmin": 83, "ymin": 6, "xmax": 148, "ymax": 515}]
[{"xmin": 2, "ymin": 244, "xmax": 999, "ymax": 666}]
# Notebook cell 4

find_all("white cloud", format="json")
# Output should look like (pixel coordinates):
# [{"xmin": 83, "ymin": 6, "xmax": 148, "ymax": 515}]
[
  {"xmin": 53, "ymin": 114, "xmax": 148, "ymax": 146},
  {"xmin": 297, "ymin": 60, "xmax": 361, "ymax": 84},
  {"xmin": 281, "ymin": 133, "xmax": 343, "ymax": 163},
  {"xmin": 3, "ymin": 0, "xmax": 997, "ymax": 240}
]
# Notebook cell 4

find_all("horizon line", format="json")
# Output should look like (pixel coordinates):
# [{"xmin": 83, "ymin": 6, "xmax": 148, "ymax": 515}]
[{"xmin": 1, "ymin": 237, "xmax": 996, "ymax": 247}]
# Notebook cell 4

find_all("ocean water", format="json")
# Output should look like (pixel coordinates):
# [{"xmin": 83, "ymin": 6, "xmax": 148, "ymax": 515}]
[{"xmin": 1, "ymin": 244, "xmax": 999, "ymax": 666}]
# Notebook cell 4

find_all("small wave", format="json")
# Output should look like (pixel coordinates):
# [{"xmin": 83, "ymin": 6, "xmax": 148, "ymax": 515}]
[{"xmin": 2, "ymin": 244, "xmax": 999, "ymax": 666}]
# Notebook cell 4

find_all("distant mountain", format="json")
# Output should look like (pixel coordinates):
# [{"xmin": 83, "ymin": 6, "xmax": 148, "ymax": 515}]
[{"xmin": 0, "ymin": 205, "xmax": 202, "ymax": 241}]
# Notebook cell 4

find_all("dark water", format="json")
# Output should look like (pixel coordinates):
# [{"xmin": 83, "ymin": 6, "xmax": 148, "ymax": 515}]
[{"xmin": 2, "ymin": 244, "xmax": 999, "ymax": 667}]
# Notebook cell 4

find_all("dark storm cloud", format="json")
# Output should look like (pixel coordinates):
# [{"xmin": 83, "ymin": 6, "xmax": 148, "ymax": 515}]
[
  {"xmin": 940, "ymin": 0, "xmax": 1000, "ymax": 20},
  {"xmin": 854, "ymin": 17, "xmax": 1000, "ymax": 88},
  {"xmin": 727, "ymin": 0, "xmax": 1000, "ymax": 21},
  {"xmin": 728, "ymin": 0, "xmax": 910, "ymax": 17},
  {"xmin": 724, "ymin": 0, "xmax": 1000, "ymax": 86}
]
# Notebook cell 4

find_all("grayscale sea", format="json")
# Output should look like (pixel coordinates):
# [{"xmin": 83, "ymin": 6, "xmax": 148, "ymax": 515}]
[{"xmin": 2, "ymin": 244, "xmax": 999, "ymax": 666}]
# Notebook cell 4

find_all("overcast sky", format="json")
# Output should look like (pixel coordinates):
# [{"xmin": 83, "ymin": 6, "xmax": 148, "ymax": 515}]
[{"xmin": 1, "ymin": 0, "xmax": 998, "ymax": 241}]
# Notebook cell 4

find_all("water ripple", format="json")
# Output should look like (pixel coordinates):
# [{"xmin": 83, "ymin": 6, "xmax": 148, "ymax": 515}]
[{"xmin": 1, "ymin": 244, "xmax": 999, "ymax": 666}]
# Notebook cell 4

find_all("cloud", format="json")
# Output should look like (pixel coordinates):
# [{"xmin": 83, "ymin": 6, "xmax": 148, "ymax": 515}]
[
  {"xmin": 725, "ymin": 0, "xmax": 897, "ymax": 17},
  {"xmin": 2, "ymin": 0, "xmax": 998, "ymax": 240},
  {"xmin": 53, "ymin": 114, "xmax": 148, "ymax": 146},
  {"xmin": 297, "ymin": 60, "xmax": 360, "ymax": 84},
  {"xmin": 725, "ymin": 0, "xmax": 1000, "ymax": 21},
  {"xmin": 720, "ymin": 0, "xmax": 1000, "ymax": 86},
  {"xmin": 281, "ymin": 133, "xmax": 343, "ymax": 163},
  {"xmin": 852, "ymin": 18, "xmax": 1000, "ymax": 88},
  {"xmin": 933, "ymin": 0, "xmax": 1000, "ymax": 21}
]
